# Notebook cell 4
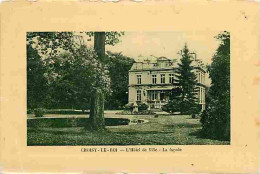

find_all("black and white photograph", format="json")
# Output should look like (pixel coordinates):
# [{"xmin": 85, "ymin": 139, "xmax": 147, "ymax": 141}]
[{"xmin": 27, "ymin": 31, "xmax": 230, "ymax": 146}]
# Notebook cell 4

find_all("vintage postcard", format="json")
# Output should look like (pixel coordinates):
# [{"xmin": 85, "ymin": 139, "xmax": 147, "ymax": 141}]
[{"xmin": 0, "ymin": 1, "xmax": 259, "ymax": 173}]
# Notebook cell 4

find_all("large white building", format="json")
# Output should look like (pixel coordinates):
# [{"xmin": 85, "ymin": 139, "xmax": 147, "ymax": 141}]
[{"xmin": 128, "ymin": 55, "xmax": 206, "ymax": 111}]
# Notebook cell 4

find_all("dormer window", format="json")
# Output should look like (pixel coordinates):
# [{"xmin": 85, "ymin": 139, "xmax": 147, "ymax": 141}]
[{"xmin": 161, "ymin": 63, "xmax": 165, "ymax": 68}]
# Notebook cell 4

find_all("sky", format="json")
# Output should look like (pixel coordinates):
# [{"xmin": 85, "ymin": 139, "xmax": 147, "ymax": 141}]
[
  {"xmin": 84, "ymin": 31, "xmax": 223, "ymax": 86},
  {"xmin": 105, "ymin": 31, "xmax": 221, "ymax": 64}
]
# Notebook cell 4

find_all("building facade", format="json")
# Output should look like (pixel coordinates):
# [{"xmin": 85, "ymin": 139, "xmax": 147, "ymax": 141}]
[{"xmin": 128, "ymin": 56, "xmax": 206, "ymax": 111}]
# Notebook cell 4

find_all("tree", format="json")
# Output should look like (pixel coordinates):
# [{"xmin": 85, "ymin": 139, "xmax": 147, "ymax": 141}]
[
  {"xmin": 88, "ymin": 32, "xmax": 106, "ymax": 131},
  {"xmin": 88, "ymin": 32, "xmax": 124, "ymax": 131},
  {"xmin": 45, "ymin": 47, "xmax": 104, "ymax": 110},
  {"xmin": 176, "ymin": 44, "xmax": 199, "ymax": 115},
  {"xmin": 27, "ymin": 32, "xmax": 124, "ymax": 131},
  {"xmin": 162, "ymin": 87, "xmax": 182, "ymax": 113},
  {"xmin": 104, "ymin": 51, "xmax": 135, "ymax": 110},
  {"xmin": 200, "ymin": 31, "xmax": 230, "ymax": 140},
  {"xmin": 27, "ymin": 44, "xmax": 48, "ymax": 109}
]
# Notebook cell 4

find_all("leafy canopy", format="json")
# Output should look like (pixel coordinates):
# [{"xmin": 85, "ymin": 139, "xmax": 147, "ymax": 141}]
[
  {"xmin": 200, "ymin": 31, "xmax": 230, "ymax": 140},
  {"xmin": 26, "ymin": 32, "xmax": 124, "ymax": 110}
]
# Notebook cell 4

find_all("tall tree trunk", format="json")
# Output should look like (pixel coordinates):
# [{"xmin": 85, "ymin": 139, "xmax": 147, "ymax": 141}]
[
  {"xmin": 94, "ymin": 32, "xmax": 106, "ymax": 61},
  {"xmin": 88, "ymin": 32, "xmax": 106, "ymax": 131},
  {"xmin": 89, "ymin": 88, "xmax": 105, "ymax": 131}
]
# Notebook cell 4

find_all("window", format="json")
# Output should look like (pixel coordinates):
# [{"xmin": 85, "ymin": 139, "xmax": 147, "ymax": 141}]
[
  {"xmin": 200, "ymin": 73, "xmax": 202, "ymax": 84},
  {"xmin": 202, "ymin": 73, "xmax": 205, "ymax": 84},
  {"xmin": 137, "ymin": 90, "xmax": 141, "ymax": 101},
  {"xmin": 203, "ymin": 88, "xmax": 205, "ymax": 103},
  {"xmin": 152, "ymin": 75, "xmax": 157, "ymax": 84},
  {"xmin": 200, "ymin": 88, "xmax": 202, "ymax": 103},
  {"xmin": 151, "ymin": 91, "xmax": 157, "ymax": 100},
  {"xmin": 198, "ymin": 87, "xmax": 201, "ymax": 103},
  {"xmin": 161, "ymin": 63, "xmax": 165, "ymax": 68},
  {"xmin": 160, "ymin": 91, "xmax": 166, "ymax": 101},
  {"xmin": 161, "ymin": 74, "xmax": 165, "ymax": 84},
  {"xmin": 137, "ymin": 75, "xmax": 141, "ymax": 84},
  {"xmin": 169, "ymin": 74, "xmax": 174, "ymax": 83}
]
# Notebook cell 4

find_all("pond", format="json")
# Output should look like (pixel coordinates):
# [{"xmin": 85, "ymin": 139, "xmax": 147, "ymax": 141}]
[
  {"xmin": 27, "ymin": 117, "xmax": 131, "ymax": 128},
  {"xmin": 27, "ymin": 117, "xmax": 149, "ymax": 128}
]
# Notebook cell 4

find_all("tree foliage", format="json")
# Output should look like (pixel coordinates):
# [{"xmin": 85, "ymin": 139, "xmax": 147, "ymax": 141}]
[
  {"xmin": 27, "ymin": 32, "xmax": 75, "ymax": 57},
  {"xmin": 200, "ymin": 31, "xmax": 230, "ymax": 140},
  {"xmin": 162, "ymin": 88, "xmax": 182, "ymax": 113},
  {"xmin": 27, "ymin": 32, "xmax": 124, "ymax": 58},
  {"xmin": 27, "ymin": 44, "xmax": 48, "ymax": 109},
  {"xmin": 44, "ymin": 46, "xmax": 110, "ymax": 110},
  {"xmin": 176, "ymin": 44, "xmax": 200, "ymax": 115},
  {"xmin": 26, "ymin": 32, "xmax": 122, "ymax": 111},
  {"xmin": 27, "ymin": 32, "xmax": 125, "ymax": 131},
  {"xmin": 104, "ymin": 51, "xmax": 135, "ymax": 109}
]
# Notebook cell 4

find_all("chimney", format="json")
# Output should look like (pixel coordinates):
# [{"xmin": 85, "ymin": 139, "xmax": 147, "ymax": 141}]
[{"xmin": 190, "ymin": 52, "xmax": 196, "ymax": 61}]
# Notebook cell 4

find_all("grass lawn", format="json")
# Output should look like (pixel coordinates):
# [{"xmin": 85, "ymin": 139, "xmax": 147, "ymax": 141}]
[{"xmin": 27, "ymin": 114, "xmax": 230, "ymax": 146}]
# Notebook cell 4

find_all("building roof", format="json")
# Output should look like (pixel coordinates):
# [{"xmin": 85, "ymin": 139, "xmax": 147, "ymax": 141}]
[
  {"xmin": 130, "ymin": 54, "xmax": 206, "ymax": 72},
  {"xmin": 130, "ymin": 56, "xmax": 177, "ymax": 71}
]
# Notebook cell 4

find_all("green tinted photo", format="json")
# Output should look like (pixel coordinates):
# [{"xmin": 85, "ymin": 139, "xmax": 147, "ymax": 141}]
[{"xmin": 27, "ymin": 31, "xmax": 230, "ymax": 146}]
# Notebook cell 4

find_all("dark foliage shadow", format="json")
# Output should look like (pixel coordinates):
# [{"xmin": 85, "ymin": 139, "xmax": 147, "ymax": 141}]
[
  {"xmin": 189, "ymin": 129, "xmax": 230, "ymax": 142},
  {"xmin": 186, "ymin": 117, "xmax": 200, "ymax": 120},
  {"xmin": 27, "ymin": 127, "xmax": 87, "ymax": 135},
  {"xmin": 28, "ymin": 127, "xmax": 175, "ymax": 137},
  {"xmin": 164, "ymin": 123, "xmax": 201, "ymax": 129}
]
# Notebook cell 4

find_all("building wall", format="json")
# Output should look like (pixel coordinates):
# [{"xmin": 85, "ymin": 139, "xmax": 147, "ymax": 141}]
[
  {"xmin": 129, "ymin": 70, "xmax": 176, "ymax": 86},
  {"xmin": 128, "ymin": 86, "xmax": 136, "ymax": 103},
  {"xmin": 195, "ymin": 69, "xmax": 206, "ymax": 111},
  {"xmin": 129, "ymin": 69, "xmax": 176, "ymax": 103},
  {"xmin": 128, "ymin": 71, "xmax": 152, "ymax": 104},
  {"xmin": 128, "ymin": 59, "xmax": 207, "ymax": 111}
]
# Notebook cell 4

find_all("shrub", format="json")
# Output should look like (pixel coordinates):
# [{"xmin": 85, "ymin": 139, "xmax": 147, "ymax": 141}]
[
  {"xmin": 117, "ymin": 109, "xmax": 155, "ymax": 115},
  {"xmin": 161, "ymin": 105, "xmax": 168, "ymax": 112},
  {"xmin": 45, "ymin": 109, "xmax": 89, "ymax": 115},
  {"xmin": 200, "ymin": 105, "xmax": 230, "ymax": 140},
  {"xmin": 33, "ymin": 108, "xmax": 46, "ymax": 117},
  {"xmin": 124, "ymin": 103, "xmax": 134, "ymax": 111},
  {"xmin": 138, "ymin": 103, "xmax": 148, "ymax": 111},
  {"xmin": 200, "ymin": 109, "xmax": 216, "ymax": 138},
  {"xmin": 138, "ymin": 110, "xmax": 155, "ymax": 115},
  {"xmin": 162, "ymin": 99, "xmax": 180, "ymax": 113},
  {"xmin": 189, "ymin": 103, "xmax": 201, "ymax": 115}
]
